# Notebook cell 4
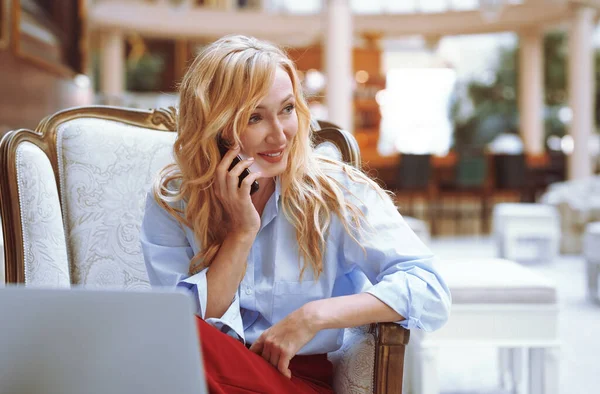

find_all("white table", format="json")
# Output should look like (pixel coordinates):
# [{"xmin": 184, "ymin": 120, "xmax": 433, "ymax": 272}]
[{"xmin": 405, "ymin": 258, "xmax": 559, "ymax": 394}]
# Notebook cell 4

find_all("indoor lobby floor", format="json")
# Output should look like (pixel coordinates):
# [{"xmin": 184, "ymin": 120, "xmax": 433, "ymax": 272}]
[{"xmin": 428, "ymin": 236, "xmax": 600, "ymax": 394}]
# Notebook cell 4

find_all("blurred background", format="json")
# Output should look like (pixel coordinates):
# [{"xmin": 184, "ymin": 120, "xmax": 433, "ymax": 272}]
[
  {"xmin": 2, "ymin": 0, "xmax": 600, "ymax": 237},
  {"xmin": 1, "ymin": 0, "xmax": 600, "ymax": 393}
]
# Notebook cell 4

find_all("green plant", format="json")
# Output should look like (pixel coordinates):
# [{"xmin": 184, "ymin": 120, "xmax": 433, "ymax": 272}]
[
  {"xmin": 451, "ymin": 31, "xmax": 583, "ymax": 151},
  {"xmin": 126, "ymin": 52, "xmax": 166, "ymax": 92}
]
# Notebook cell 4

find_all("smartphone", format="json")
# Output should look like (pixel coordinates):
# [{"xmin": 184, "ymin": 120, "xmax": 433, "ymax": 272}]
[{"xmin": 217, "ymin": 135, "xmax": 260, "ymax": 195}]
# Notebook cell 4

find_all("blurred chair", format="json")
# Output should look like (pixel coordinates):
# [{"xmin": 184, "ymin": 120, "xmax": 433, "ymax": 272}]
[
  {"xmin": 583, "ymin": 222, "xmax": 600, "ymax": 304},
  {"xmin": 394, "ymin": 154, "xmax": 436, "ymax": 233},
  {"xmin": 492, "ymin": 203, "xmax": 561, "ymax": 264},
  {"xmin": 528, "ymin": 152, "xmax": 567, "ymax": 202},
  {"xmin": 0, "ymin": 106, "xmax": 408, "ymax": 394},
  {"xmin": 437, "ymin": 152, "xmax": 491, "ymax": 235},
  {"xmin": 540, "ymin": 175, "xmax": 600, "ymax": 254},
  {"xmin": 545, "ymin": 152, "xmax": 567, "ymax": 185},
  {"xmin": 492, "ymin": 153, "xmax": 533, "ymax": 202}
]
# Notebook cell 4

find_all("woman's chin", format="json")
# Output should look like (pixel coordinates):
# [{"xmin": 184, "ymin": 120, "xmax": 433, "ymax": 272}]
[
  {"xmin": 257, "ymin": 168, "xmax": 285, "ymax": 179},
  {"xmin": 255, "ymin": 158, "xmax": 287, "ymax": 178}
]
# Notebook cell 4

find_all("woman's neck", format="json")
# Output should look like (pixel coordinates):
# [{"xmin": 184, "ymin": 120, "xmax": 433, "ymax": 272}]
[{"xmin": 251, "ymin": 177, "xmax": 276, "ymax": 217}]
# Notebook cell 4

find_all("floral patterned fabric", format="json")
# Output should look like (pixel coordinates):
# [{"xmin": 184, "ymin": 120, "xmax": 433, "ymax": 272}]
[
  {"xmin": 56, "ymin": 118, "xmax": 176, "ymax": 288},
  {"xmin": 329, "ymin": 325, "xmax": 376, "ymax": 394},
  {"xmin": 16, "ymin": 142, "xmax": 70, "ymax": 287}
]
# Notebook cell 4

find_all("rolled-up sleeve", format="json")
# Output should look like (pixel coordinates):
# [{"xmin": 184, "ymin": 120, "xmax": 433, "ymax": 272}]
[
  {"xmin": 140, "ymin": 193, "xmax": 245, "ymax": 341},
  {"xmin": 341, "ymin": 182, "xmax": 452, "ymax": 331}
]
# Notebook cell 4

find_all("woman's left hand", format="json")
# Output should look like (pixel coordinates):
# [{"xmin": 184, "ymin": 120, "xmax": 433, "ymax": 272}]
[{"xmin": 248, "ymin": 305, "xmax": 320, "ymax": 378}]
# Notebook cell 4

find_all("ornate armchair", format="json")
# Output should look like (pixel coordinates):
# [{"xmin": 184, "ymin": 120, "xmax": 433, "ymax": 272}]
[{"xmin": 0, "ymin": 106, "xmax": 409, "ymax": 394}]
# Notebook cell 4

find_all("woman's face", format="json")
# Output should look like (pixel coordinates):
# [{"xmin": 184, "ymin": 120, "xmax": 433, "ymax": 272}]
[{"xmin": 239, "ymin": 67, "xmax": 299, "ymax": 178}]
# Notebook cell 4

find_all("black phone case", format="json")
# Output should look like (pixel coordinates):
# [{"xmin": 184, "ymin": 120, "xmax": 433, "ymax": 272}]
[{"xmin": 217, "ymin": 136, "xmax": 260, "ymax": 195}]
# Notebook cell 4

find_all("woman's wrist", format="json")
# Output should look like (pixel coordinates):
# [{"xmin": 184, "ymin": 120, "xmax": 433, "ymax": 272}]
[
  {"xmin": 300, "ymin": 300, "xmax": 330, "ymax": 332},
  {"xmin": 226, "ymin": 229, "xmax": 258, "ymax": 245}
]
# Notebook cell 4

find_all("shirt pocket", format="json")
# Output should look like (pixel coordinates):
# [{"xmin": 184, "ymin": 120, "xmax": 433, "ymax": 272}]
[{"xmin": 271, "ymin": 280, "xmax": 324, "ymax": 323}]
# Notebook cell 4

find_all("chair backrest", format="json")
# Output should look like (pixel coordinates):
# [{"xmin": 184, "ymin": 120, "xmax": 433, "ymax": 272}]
[
  {"xmin": 455, "ymin": 154, "xmax": 487, "ymax": 188},
  {"xmin": 397, "ymin": 154, "xmax": 432, "ymax": 190},
  {"xmin": 0, "ymin": 106, "xmax": 361, "ymax": 286},
  {"xmin": 493, "ymin": 153, "xmax": 527, "ymax": 189}
]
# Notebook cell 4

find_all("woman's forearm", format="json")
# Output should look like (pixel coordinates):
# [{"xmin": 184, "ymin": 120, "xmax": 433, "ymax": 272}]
[
  {"xmin": 204, "ymin": 231, "xmax": 255, "ymax": 319},
  {"xmin": 304, "ymin": 293, "xmax": 404, "ymax": 331}
]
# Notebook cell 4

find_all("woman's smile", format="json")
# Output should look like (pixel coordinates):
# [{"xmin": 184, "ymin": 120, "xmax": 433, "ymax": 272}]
[{"xmin": 257, "ymin": 148, "xmax": 285, "ymax": 163}]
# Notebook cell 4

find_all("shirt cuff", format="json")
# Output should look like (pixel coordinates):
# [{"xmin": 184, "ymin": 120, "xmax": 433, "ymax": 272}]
[
  {"xmin": 206, "ymin": 303, "xmax": 246, "ymax": 343},
  {"xmin": 365, "ymin": 273, "xmax": 427, "ymax": 330},
  {"xmin": 177, "ymin": 270, "xmax": 209, "ymax": 318},
  {"xmin": 177, "ymin": 270, "xmax": 246, "ymax": 343}
]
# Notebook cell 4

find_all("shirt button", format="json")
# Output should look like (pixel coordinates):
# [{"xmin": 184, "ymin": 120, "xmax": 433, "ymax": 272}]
[{"xmin": 245, "ymin": 288, "xmax": 252, "ymax": 295}]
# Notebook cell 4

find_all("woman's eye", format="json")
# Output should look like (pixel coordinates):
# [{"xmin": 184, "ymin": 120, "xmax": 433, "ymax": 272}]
[
  {"xmin": 249, "ymin": 114, "xmax": 261, "ymax": 124},
  {"xmin": 283, "ymin": 104, "xmax": 295, "ymax": 114}
]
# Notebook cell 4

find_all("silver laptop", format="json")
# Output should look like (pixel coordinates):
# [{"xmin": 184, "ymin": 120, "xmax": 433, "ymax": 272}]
[{"xmin": 0, "ymin": 287, "xmax": 208, "ymax": 394}]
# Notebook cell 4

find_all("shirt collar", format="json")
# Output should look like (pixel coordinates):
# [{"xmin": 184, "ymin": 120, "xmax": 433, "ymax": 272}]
[
  {"xmin": 259, "ymin": 176, "xmax": 281, "ymax": 231},
  {"xmin": 274, "ymin": 176, "xmax": 282, "ymax": 208}
]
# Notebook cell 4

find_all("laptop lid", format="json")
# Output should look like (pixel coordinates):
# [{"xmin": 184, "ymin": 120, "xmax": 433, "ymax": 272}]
[{"xmin": 0, "ymin": 287, "xmax": 207, "ymax": 394}]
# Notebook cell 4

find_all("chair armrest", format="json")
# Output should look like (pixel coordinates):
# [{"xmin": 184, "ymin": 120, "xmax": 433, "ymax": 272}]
[{"xmin": 373, "ymin": 322, "xmax": 410, "ymax": 394}]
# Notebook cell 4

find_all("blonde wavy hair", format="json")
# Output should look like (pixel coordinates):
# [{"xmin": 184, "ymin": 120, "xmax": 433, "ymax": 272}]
[{"xmin": 153, "ymin": 35, "xmax": 383, "ymax": 279}]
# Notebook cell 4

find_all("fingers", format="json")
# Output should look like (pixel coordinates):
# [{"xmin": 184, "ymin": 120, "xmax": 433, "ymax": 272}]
[
  {"xmin": 248, "ymin": 338, "xmax": 263, "ymax": 355},
  {"xmin": 260, "ymin": 340, "xmax": 292, "ymax": 379},
  {"xmin": 226, "ymin": 157, "xmax": 255, "ymax": 196},
  {"xmin": 278, "ymin": 353, "xmax": 292, "ymax": 379},
  {"xmin": 268, "ymin": 346, "xmax": 281, "ymax": 374},
  {"xmin": 239, "ymin": 170, "xmax": 262, "ymax": 195},
  {"xmin": 215, "ymin": 146, "xmax": 239, "ymax": 198},
  {"xmin": 249, "ymin": 332, "xmax": 294, "ymax": 379},
  {"xmin": 261, "ymin": 341, "xmax": 272, "ymax": 366},
  {"xmin": 216, "ymin": 146, "xmax": 240, "ymax": 176},
  {"xmin": 228, "ymin": 157, "xmax": 254, "ymax": 178}
]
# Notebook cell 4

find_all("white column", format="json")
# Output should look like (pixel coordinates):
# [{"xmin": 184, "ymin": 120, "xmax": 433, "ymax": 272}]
[
  {"xmin": 568, "ymin": 6, "xmax": 596, "ymax": 180},
  {"xmin": 221, "ymin": 0, "xmax": 236, "ymax": 10},
  {"xmin": 100, "ymin": 30, "xmax": 125, "ymax": 106},
  {"xmin": 519, "ymin": 27, "xmax": 544, "ymax": 155},
  {"xmin": 324, "ymin": 0, "xmax": 353, "ymax": 132}
]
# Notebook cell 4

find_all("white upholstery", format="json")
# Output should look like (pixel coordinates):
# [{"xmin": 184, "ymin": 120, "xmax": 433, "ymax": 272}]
[
  {"xmin": 16, "ymin": 142, "xmax": 70, "ymax": 287},
  {"xmin": 438, "ymin": 258, "xmax": 556, "ymax": 304},
  {"xmin": 56, "ymin": 118, "xmax": 175, "ymax": 288},
  {"xmin": 583, "ymin": 222, "xmax": 600, "ymax": 264},
  {"xmin": 11, "ymin": 115, "xmax": 377, "ymax": 394},
  {"xmin": 493, "ymin": 203, "xmax": 560, "ymax": 263},
  {"xmin": 583, "ymin": 222, "xmax": 600, "ymax": 302},
  {"xmin": 314, "ymin": 141, "xmax": 343, "ymax": 162}
]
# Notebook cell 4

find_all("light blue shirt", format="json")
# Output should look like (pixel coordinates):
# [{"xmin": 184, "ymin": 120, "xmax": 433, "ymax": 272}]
[{"xmin": 140, "ymin": 169, "xmax": 451, "ymax": 355}]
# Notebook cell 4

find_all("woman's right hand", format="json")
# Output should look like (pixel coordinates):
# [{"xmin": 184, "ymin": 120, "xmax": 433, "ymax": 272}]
[{"xmin": 215, "ymin": 146, "xmax": 262, "ymax": 237}]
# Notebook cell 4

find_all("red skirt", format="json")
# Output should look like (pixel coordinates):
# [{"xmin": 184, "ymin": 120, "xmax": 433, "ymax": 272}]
[{"xmin": 195, "ymin": 316, "xmax": 334, "ymax": 394}]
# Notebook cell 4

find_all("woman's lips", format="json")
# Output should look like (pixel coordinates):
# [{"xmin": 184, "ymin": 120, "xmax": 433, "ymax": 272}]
[{"xmin": 257, "ymin": 150, "xmax": 284, "ymax": 163}]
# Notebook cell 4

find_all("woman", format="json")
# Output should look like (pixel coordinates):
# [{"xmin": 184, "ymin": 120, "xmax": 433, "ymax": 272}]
[{"xmin": 141, "ymin": 35, "xmax": 451, "ymax": 394}]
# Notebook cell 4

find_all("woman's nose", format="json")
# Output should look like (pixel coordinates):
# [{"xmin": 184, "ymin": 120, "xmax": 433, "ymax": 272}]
[{"xmin": 266, "ymin": 119, "xmax": 287, "ymax": 145}]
